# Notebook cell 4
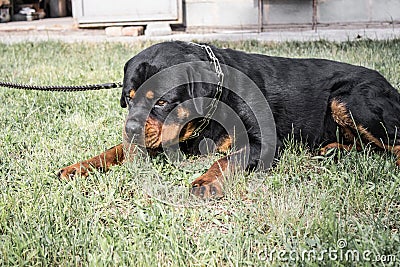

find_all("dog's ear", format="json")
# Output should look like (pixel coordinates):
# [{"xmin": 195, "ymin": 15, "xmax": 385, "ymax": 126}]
[
  {"xmin": 120, "ymin": 95, "xmax": 127, "ymax": 108},
  {"xmin": 120, "ymin": 61, "xmax": 130, "ymax": 108}
]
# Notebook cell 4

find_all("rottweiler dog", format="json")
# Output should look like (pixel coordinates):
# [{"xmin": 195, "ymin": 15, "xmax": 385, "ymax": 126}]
[{"xmin": 59, "ymin": 41, "xmax": 400, "ymax": 198}]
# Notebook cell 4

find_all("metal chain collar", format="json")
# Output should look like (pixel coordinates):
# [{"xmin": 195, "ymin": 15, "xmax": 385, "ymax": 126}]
[
  {"xmin": 187, "ymin": 42, "xmax": 224, "ymax": 139},
  {"xmin": 0, "ymin": 81, "xmax": 122, "ymax": 92}
]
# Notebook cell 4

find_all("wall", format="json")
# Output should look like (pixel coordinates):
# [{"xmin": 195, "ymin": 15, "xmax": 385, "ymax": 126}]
[{"xmin": 184, "ymin": 0, "xmax": 400, "ymax": 30}]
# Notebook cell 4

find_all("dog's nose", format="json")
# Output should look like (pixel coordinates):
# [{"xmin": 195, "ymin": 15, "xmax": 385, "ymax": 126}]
[{"xmin": 125, "ymin": 120, "xmax": 143, "ymax": 137}]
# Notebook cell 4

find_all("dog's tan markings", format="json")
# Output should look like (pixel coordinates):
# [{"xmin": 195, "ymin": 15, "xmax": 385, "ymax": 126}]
[
  {"xmin": 391, "ymin": 146, "xmax": 400, "ymax": 166},
  {"xmin": 58, "ymin": 143, "xmax": 125, "ymax": 180},
  {"xmin": 146, "ymin": 118, "xmax": 196, "ymax": 145},
  {"xmin": 144, "ymin": 117, "xmax": 183, "ymax": 148},
  {"xmin": 330, "ymin": 100, "xmax": 357, "ymax": 143},
  {"xmin": 129, "ymin": 89, "xmax": 136, "ymax": 99},
  {"xmin": 355, "ymin": 125, "xmax": 385, "ymax": 149},
  {"xmin": 320, "ymin": 143, "xmax": 358, "ymax": 155},
  {"xmin": 341, "ymin": 127, "xmax": 355, "ymax": 142},
  {"xmin": 161, "ymin": 124, "xmax": 181, "ymax": 144},
  {"xmin": 331, "ymin": 100, "xmax": 354, "ymax": 127},
  {"xmin": 179, "ymin": 122, "xmax": 196, "ymax": 142},
  {"xmin": 191, "ymin": 156, "xmax": 229, "ymax": 199},
  {"xmin": 146, "ymin": 90, "xmax": 154, "ymax": 99},
  {"xmin": 177, "ymin": 106, "xmax": 190, "ymax": 119},
  {"xmin": 217, "ymin": 135, "xmax": 232, "ymax": 153},
  {"xmin": 145, "ymin": 117, "xmax": 162, "ymax": 148}
]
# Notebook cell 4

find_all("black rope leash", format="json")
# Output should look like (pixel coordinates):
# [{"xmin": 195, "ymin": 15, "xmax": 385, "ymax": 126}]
[{"xmin": 0, "ymin": 81, "xmax": 123, "ymax": 92}]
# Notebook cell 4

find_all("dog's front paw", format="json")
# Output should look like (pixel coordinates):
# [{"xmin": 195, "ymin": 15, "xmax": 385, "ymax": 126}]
[
  {"xmin": 58, "ymin": 163, "xmax": 89, "ymax": 180},
  {"xmin": 191, "ymin": 175, "xmax": 223, "ymax": 199}
]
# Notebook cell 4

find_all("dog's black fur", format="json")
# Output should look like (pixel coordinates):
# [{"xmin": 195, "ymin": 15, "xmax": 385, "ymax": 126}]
[
  {"xmin": 60, "ymin": 41, "xmax": 400, "ymax": 198},
  {"xmin": 121, "ymin": 41, "xmax": 400, "ymax": 162}
]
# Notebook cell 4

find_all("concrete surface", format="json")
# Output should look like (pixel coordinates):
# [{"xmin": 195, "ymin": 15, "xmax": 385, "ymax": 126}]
[
  {"xmin": 0, "ymin": 17, "xmax": 399, "ymax": 43},
  {"xmin": 145, "ymin": 23, "xmax": 172, "ymax": 37}
]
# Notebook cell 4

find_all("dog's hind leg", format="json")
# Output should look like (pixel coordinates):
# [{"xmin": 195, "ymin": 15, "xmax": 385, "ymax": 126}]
[
  {"xmin": 329, "ymin": 97, "xmax": 400, "ymax": 165},
  {"xmin": 320, "ymin": 143, "xmax": 356, "ymax": 155},
  {"xmin": 320, "ymin": 101, "xmax": 361, "ymax": 155},
  {"xmin": 389, "ymin": 146, "xmax": 400, "ymax": 166}
]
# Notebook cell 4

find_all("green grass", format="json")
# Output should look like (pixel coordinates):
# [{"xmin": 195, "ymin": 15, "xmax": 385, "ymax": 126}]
[{"xmin": 0, "ymin": 40, "xmax": 400, "ymax": 266}]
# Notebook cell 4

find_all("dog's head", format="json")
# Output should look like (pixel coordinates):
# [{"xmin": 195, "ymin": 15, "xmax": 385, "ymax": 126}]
[{"xmin": 120, "ymin": 41, "xmax": 219, "ymax": 150}]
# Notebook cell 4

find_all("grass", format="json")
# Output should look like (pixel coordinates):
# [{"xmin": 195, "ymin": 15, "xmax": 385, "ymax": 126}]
[{"xmin": 0, "ymin": 39, "xmax": 400, "ymax": 266}]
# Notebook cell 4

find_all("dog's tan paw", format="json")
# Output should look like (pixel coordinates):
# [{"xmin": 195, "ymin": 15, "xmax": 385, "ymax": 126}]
[
  {"xmin": 58, "ymin": 163, "xmax": 89, "ymax": 180},
  {"xmin": 191, "ymin": 175, "xmax": 224, "ymax": 199}
]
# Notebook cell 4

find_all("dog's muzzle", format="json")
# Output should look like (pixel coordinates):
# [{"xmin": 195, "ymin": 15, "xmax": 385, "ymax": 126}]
[{"xmin": 124, "ymin": 119, "xmax": 145, "ymax": 145}]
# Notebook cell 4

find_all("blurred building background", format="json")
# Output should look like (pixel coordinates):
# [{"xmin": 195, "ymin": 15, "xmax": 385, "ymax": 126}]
[
  {"xmin": 72, "ymin": 0, "xmax": 400, "ymax": 31},
  {"xmin": 1, "ymin": 0, "xmax": 399, "ymax": 33}
]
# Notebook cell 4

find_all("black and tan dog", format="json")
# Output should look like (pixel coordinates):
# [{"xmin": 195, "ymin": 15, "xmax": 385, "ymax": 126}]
[{"xmin": 59, "ymin": 41, "xmax": 400, "ymax": 198}]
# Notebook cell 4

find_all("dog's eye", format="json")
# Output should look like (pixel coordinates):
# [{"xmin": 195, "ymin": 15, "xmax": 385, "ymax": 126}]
[{"xmin": 155, "ymin": 100, "xmax": 168, "ymax": 107}]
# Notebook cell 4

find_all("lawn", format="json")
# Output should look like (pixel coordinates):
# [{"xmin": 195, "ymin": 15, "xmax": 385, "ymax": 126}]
[{"xmin": 0, "ymin": 39, "xmax": 399, "ymax": 266}]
